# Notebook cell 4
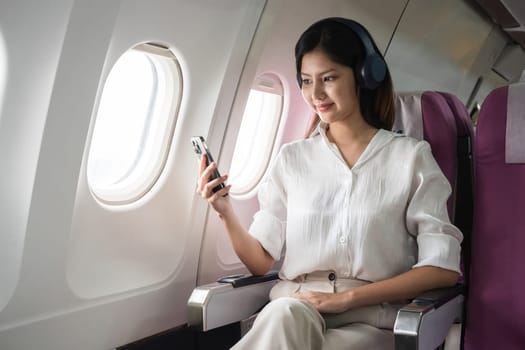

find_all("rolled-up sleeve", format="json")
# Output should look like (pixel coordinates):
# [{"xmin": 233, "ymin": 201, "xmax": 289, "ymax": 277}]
[
  {"xmin": 406, "ymin": 142, "xmax": 463, "ymax": 273},
  {"xmin": 248, "ymin": 148, "xmax": 288, "ymax": 261}
]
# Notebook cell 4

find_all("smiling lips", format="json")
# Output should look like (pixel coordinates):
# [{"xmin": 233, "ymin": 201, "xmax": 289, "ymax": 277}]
[{"xmin": 316, "ymin": 103, "xmax": 333, "ymax": 112}]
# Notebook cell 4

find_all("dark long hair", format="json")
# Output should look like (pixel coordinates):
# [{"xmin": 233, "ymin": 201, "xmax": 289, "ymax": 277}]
[{"xmin": 295, "ymin": 18, "xmax": 395, "ymax": 137}]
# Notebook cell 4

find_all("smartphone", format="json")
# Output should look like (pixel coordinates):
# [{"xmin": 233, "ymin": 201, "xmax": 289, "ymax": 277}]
[{"xmin": 191, "ymin": 136, "xmax": 226, "ymax": 194}]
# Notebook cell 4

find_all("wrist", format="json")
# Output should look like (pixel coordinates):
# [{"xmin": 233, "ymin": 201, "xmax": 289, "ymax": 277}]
[
  {"xmin": 217, "ymin": 205, "xmax": 237, "ymax": 223},
  {"xmin": 344, "ymin": 288, "xmax": 359, "ymax": 309}
]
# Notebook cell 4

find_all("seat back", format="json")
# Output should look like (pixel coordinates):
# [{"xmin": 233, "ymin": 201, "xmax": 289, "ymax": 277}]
[
  {"xmin": 395, "ymin": 92, "xmax": 474, "ymax": 350},
  {"xmin": 437, "ymin": 92, "xmax": 475, "ymax": 285},
  {"xmin": 394, "ymin": 91, "xmax": 459, "ymax": 220},
  {"xmin": 464, "ymin": 73, "xmax": 525, "ymax": 350},
  {"xmin": 395, "ymin": 91, "xmax": 475, "ymax": 231}
]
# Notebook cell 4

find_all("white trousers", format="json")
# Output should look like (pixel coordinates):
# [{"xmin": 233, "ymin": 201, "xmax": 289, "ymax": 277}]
[{"xmin": 231, "ymin": 271, "xmax": 401, "ymax": 350}]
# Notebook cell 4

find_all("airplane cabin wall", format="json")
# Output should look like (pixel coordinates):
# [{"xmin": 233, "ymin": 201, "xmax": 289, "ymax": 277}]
[
  {"xmin": 0, "ymin": 0, "xmax": 75, "ymax": 314},
  {"xmin": 0, "ymin": 0, "xmax": 266, "ymax": 349}
]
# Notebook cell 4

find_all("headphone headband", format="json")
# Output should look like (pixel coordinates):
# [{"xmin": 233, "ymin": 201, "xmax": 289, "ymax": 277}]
[{"xmin": 311, "ymin": 17, "xmax": 387, "ymax": 90}]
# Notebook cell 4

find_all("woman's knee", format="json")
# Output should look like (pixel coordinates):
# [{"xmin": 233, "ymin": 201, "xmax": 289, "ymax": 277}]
[
  {"xmin": 264, "ymin": 297, "xmax": 309, "ymax": 312},
  {"xmin": 236, "ymin": 297, "xmax": 325, "ymax": 349},
  {"xmin": 259, "ymin": 297, "xmax": 322, "ymax": 324}
]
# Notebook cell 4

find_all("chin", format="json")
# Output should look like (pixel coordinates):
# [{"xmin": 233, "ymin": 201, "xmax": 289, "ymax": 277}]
[{"xmin": 318, "ymin": 115, "xmax": 340, "ymax": 125}]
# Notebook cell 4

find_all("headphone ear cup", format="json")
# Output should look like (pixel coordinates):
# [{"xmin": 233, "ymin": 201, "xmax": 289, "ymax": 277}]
[
  {"xmin": 354, "ymin": 60, "xmax": 367, "ymax": 88},
  {"xmin": 361, "ymin": 53, "xmax": 386, "ymax": 90}
]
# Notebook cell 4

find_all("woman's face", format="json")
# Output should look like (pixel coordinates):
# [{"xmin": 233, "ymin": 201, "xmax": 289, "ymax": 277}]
[{"xmin": 300, "ymin": 48, "xmax": 361, "ymax": 125}]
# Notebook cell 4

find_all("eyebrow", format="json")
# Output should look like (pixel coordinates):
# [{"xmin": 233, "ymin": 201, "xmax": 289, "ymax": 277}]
[{"xmin": 300, "ymin": 68, "xmax": 337, "ymax": 77}]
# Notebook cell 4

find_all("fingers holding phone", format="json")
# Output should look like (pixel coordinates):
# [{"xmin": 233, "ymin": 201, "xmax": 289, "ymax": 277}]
[
  {"xmin": 197, "ymin": 155, "xmax": 231, "ymax": 199},
  {"xmin": 192, "ymin": 137, "xmax": 231, "ymax": 213}
]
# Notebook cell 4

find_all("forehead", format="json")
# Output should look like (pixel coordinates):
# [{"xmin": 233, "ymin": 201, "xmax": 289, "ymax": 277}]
[{"xmin": 300, "ymin": 49, "xmax": 347, "ymax": 74}]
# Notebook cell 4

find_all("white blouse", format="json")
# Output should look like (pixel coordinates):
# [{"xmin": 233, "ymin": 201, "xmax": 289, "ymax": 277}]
[{"xmin": 249, "ymin": 124, "xmax": 463, "ymax": 281}]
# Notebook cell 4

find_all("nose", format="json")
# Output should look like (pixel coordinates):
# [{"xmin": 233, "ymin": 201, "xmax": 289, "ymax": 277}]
[{"xmin": 312, "ymin": 80, "xmax": 325, "ymax": 101}]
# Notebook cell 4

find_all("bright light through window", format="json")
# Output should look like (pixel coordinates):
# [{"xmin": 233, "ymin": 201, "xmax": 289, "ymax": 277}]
[
  {"xmin": 87, "ymin": 43, "xmax": 182, "ymax": 204},
  {"xmin": 229, "ymin": 73, "xmax": 284, "ymax": 197}
]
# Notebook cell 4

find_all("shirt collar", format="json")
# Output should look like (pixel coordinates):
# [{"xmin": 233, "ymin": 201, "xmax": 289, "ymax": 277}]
[{"xmin": 314, "ymin": 122, "xmax": 399, "ymax": 170}]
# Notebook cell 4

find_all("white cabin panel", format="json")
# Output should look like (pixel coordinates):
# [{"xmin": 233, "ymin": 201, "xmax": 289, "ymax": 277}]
[
  {"xmin": 0, "ymin": 0, "xmax": 266, "ymax": 349},
  {"xmin": 0, "ymin": 0, "xmax": 75, "ymax": 314}
]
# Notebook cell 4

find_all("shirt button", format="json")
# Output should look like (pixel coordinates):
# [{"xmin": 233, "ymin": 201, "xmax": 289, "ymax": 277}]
[
  {"xmin": 328, "ymin": 272, "xmax": 336, "ymax": 281},
  {"xmin": 339, "ymin": 236, "xmax": 347, "ymax": 244}
]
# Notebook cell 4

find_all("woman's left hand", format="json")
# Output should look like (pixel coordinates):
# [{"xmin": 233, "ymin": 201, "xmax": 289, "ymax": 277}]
[{"xmin": 291, "ymin": 291, "xmax": 351, "ymax": 314}]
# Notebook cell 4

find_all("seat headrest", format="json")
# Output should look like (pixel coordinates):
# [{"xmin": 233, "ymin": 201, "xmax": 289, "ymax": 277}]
[
  {"xmin": 505, "ymin": 71, "xmax": 525, "ymax": 164},
  {"xmin": 393, "ymin": 92, "xmax": 423, "ymax": 140},
  {"xmin": 438, "ymin": 92, "xmax": 474, "ymax": 139}
]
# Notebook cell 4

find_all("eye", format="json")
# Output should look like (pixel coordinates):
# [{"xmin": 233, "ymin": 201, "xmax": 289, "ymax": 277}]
[
  {"xmin": 323, "ymin": 76, "xmax": 336, "ymax": 82},
  {"xmin": 301, "ymin": 78, "xmax": 312, "ymax": 85}
]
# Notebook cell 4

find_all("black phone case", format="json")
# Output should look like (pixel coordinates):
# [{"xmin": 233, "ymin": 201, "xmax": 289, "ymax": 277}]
[{"xmin": 191, "ymin": 136, "xmax": 226, "ymax": 193}]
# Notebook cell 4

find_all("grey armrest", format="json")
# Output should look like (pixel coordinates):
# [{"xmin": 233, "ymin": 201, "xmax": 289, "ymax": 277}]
[
  {"xmin": 394, "ymin": 284, "xmax": 464, "ymax": 350},
  {"xmin": 187, "ymin": 272, "xmax": 279, "ymax": 331}
]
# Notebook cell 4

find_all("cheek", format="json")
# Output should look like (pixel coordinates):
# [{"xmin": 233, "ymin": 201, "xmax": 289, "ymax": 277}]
[
  {"xmin": 301, "ymin": 89, "xmax": 313, "ymax": 105},
  {"xmin": 337, "ymin": 87, "xmax": 357, "ymax": 106}
]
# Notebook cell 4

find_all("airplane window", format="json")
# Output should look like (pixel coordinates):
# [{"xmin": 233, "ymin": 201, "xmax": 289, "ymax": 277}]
[
  {"xmin": 229, "ymin": 73, "xmax": 283, "ymax": 197},
  {"xmin": 87, "ymin": 43, "xmax": 181, "ymax": 204}
]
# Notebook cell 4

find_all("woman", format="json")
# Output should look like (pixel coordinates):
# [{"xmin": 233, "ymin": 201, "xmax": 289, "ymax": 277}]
[{"xmin": 197, "ymin": 17, "xmax": 462, "ymax": 349}]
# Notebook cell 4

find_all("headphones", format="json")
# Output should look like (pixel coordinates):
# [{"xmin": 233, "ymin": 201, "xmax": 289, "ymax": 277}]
[{"xmin": 308, "ymin": 17, "xmax": 387, "ymax": 90}]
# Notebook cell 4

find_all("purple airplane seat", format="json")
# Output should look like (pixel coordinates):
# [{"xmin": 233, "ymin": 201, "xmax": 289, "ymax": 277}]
[
  {"xmin": 438, "ymin": 92, "xmax": 475, "ymax": 143},
  {"xmin": 463, "ymin": 71, "xmax": 525, "ymax": 350},
  {"xmin": 436, "ymin": 92, "xmax": 475, "ymax": 349},
  {"xmin": 393, "ymin": 91, "xmax": 468, "ymax": 349},
  {"xmin": 437, "ymin": 92, "xmax": 475, "ymax": 285},
  {"xmin": 394, "ymin": 91, "xmax": 458, "ymax": 220}
]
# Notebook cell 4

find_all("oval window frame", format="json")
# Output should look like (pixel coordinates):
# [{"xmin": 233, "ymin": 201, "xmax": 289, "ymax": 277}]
[
  {"xmin": 86, "ymin": 43, "xmax": 182, "ymax": 205},
  {"xmin": 228, "ymin": 72, "xmax": 284, "ymax": 199}
]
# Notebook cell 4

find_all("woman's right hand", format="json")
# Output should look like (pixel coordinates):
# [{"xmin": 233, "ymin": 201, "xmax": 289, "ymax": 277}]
[
  {"xmin": 196, "ymin": 155, "xmax": 274, "ymax": 276},
  {"xmin": 196, "ymin": 154, "xmax": 232, "ymax": 216}
]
